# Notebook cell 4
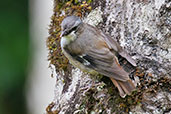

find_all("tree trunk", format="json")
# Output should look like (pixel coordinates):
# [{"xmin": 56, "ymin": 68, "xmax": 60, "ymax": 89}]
[{"xmin": 46, "ymin": 0, "xmax": 171, "ymax": 114}]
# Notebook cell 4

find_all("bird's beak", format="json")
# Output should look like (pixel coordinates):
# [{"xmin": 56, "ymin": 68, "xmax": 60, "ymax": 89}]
[
  {"xmin": 60, "ymin": 31, "xmax": 64, "ymax": 37},
  {"xmin": 60, "ymin": 30, "xmax": 68, "ymax": 37}
]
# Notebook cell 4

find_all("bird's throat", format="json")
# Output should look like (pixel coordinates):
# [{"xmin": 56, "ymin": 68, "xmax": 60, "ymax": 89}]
[{"xmin": 60, "ymin": 31, "xmax": 77, "ymax": 48}]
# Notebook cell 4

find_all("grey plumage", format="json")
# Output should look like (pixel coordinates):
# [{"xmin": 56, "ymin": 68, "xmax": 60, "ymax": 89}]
[{"xmin": 60, "ymin": 15, "xmax": 136, "ymax": 98}]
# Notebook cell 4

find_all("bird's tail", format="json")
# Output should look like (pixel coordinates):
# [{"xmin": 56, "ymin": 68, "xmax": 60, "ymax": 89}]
[{"xmin": 110, "ymin": 78, "xmax": 136, "ymax": 98}]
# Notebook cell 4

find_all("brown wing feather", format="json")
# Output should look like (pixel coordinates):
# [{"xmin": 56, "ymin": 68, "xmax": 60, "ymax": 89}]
[
  {"xmin": 85, "ymin": 40, "xmax": 130, "ymax": 81},
  {"xmin": 75, "ymin": 23, "xmax": 133, "ymax": 81},
  {"xmin": 101, "ymin": 32, "xmax": 137, "ymax": 66}
]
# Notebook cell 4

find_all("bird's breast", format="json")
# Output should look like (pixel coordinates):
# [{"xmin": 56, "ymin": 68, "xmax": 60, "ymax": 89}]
[{"xmin": 60, "ymin": 37, "xmax": 70, "ymax": 48}]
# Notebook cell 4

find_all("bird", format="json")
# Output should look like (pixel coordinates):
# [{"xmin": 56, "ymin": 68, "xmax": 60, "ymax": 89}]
[{"xmin": 60, "ymin": 15, "xmax": 137, "ymax": 98}]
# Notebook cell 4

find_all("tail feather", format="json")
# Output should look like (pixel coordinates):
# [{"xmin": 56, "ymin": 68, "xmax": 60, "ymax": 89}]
[{"xmin": 110, "ymin": 78, "xmax": 136, "ymax": 98}]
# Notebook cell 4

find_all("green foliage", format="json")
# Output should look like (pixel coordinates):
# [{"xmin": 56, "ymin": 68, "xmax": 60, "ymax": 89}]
[{"xmin": 0, "ymin": 0, "xmax": 28, "ymax": 114}]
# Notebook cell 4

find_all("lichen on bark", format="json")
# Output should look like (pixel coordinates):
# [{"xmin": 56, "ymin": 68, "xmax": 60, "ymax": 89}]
[{"xmin": 46, "ymin": 0, "xmax": 171, "ymax": 114}]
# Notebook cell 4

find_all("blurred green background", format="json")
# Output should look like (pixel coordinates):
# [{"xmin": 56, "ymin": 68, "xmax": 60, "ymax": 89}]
[{"xmin": 0, "ymin": 0, "xmax": 29, "ymax": 114}]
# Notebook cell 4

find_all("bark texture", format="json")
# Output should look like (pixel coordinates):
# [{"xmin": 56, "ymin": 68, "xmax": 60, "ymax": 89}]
[{"xmin": 47, "ymin": 0, "xmax": 171, "ymax": 114}]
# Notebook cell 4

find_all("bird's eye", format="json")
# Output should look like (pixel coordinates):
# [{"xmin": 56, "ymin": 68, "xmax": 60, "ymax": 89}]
[
  {"xmin": 63, "ymin": 26, "xmax": 78, "ymax": 36},
  {"xmin": 69, "ymin": 26, "xmax": 77, "ymax": 33},
  {"xmin": 71, "ymin": 26, "xmax": 77, "ymax": 31}
]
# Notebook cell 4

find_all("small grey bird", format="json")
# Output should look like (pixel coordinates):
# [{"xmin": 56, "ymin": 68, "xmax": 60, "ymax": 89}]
[{"xmin": 60, "ymin": 15, "xmax": 137, "ymax": 98}]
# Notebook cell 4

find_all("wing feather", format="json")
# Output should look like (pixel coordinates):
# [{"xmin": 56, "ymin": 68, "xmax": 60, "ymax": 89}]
[
  {"xmin": 101, "ymin": 32, "xmax": 137, "ymax": 66},
  {"xmin": 85, "ymin": 48, "xmax": 129, "ymax": 81},
  {"xmin": 68, "ymin": 23, "xmax": 134, "ymax": 82}
]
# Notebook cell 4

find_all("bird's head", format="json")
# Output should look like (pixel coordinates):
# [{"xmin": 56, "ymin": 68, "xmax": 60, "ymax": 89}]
[{"xmin": 60, "ymin": 15, "xmax": 82, "ymax": 37}]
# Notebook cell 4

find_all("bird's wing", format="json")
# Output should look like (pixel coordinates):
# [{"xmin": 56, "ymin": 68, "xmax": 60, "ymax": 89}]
[
  {"xmin": 101, "ymin": 33, "xmax": 137, "ymax": 67},
  {"xmin": 68, "ymin": 23, "xmax": 134, "ymax": 81},
  {"xmin": 81, "ymin": 38, "xmax": 130, "ymax": 81}
]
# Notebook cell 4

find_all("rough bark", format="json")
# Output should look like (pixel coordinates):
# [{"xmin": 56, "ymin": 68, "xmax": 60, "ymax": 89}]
[{"xmin": 46, "ymin": 0, "xmax": 171, "ymax": 114}]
